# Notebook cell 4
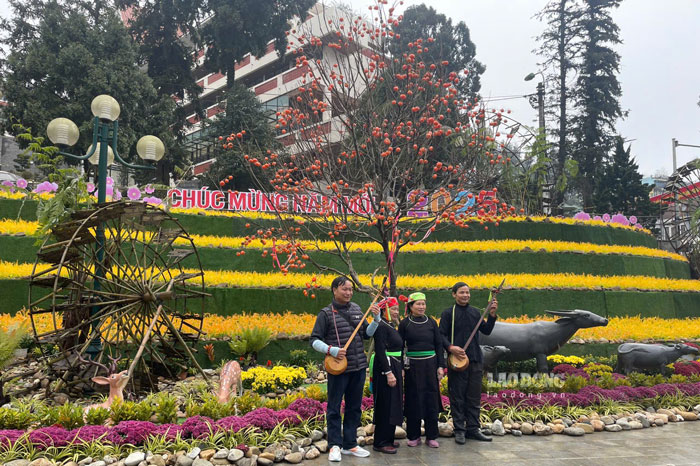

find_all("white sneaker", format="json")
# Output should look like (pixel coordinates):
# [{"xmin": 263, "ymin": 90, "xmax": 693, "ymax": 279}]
[
  {"xmin": 341, "ymin": 446, "xmax": 370, "ymax": 458},
  {"xmin": 329, "ymin": 445, "xmax": 342, "ymax": 462}
]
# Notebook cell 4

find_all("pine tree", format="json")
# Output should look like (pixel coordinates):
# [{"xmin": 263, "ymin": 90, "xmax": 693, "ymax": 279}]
[
  {"xmin": 534, "ymin": 0, "xmax": 584, "ymax": 214},
  {"xmin": 593, "ymin": 136, "xmax": 655, "ymax": 227},
  {"xmin": 571, "ymin": 0, "xmax": 625, "ymax": 209}
]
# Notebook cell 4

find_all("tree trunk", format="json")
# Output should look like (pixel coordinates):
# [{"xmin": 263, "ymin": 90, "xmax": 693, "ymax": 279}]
[{"xmin": 553, "ymin": 0, "xmax": 568, "ymax": 216}]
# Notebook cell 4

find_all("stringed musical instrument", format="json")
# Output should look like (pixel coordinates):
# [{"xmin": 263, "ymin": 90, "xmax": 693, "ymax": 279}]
[
  {"xmin": 324, "ymin": 281, "xmax": 386, "ymax": 376},
  {"xmin": 447, "ymin": 278, "xmax": 506, "ymax": 372}
]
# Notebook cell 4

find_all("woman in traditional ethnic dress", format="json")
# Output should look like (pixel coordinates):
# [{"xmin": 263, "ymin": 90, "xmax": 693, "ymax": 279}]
[
  {"xmin": 398, "ymin": 292, "xmax": 445, "ymax": 448},
  {"xmin": 370, "ymin": 297, "xmax": 403, "ymax": 454}
]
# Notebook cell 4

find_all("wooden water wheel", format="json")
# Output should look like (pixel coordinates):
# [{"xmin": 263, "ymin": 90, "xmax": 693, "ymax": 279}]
[
  {"xmin": 28, "ymin": 201, "xmax": 208, "ymax": 390},
  {"xmin": 661, "ymin": 158, "xmax": 700, "ymax": 253}
]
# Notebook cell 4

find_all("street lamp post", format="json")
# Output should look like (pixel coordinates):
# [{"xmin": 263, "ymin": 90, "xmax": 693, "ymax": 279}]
[
  {"xmin": 524, "ymin": 72, "xmax": 545, "ymax": 134},
  {"xmin": 46, "ymin": 94, "xmax": 166, "ymax": 355}
]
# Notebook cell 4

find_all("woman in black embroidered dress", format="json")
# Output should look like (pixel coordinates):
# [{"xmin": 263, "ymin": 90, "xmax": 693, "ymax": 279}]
[{"xmin": 398, "ymin": 292, "xmax": 445, "ymax": 448}]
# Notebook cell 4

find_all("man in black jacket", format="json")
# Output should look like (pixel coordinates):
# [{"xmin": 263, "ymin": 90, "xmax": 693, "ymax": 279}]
[
  {"xmin": 439, "ymin": 281, "xmax": 498, "ymax": 444},
  {"xmin": 310, "ymin": 276, "xmax": 380, "ymax": 462}
]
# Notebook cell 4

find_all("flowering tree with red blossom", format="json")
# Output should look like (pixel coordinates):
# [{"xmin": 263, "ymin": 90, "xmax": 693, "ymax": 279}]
[{"xmin": 219, "ymin": 1, "xmax": 530, "ymax": 295}]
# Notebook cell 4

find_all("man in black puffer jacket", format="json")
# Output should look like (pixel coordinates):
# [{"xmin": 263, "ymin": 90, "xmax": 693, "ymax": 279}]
[{"xmin": 310, "ymin": 276, "xmax": 380, "ymax": 462}]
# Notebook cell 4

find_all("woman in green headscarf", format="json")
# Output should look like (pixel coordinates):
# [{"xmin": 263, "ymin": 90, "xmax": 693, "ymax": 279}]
[{"xmin": 398, "ymin": 292, "xmax": 446, "ymax": 449}]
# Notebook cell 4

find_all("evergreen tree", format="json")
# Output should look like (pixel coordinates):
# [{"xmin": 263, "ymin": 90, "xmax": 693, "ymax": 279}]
[
  {"xmin": 593, "ymin": 136, "xmax": 655, "ymax": 227},
  {"xmin": 390, "ymin": 4, "xmax": 485, "ymax": 100},
  {"xmin": 571, "ymin": 0, "xmax": 625, "ymax": 209},
  {"xmin": 0, "ymin": 0, "xmax": 179, "ymax": 181},
  {"xmin": 206, "ymin": 83, "xmax": 276, "ymax": 191},
  {"xmin": 534, "ymin": 0, "xmax": 584, "ymax": 214}
]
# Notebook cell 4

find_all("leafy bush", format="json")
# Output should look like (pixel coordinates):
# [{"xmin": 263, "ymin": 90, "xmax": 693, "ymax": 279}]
[
  {"xmin": 153, "ymin": 392, "xmax": 178, "ymax": 424},
  {"xmin": 40, "ymin": 402, "xmax": 84, "ymax": 429},
  {"xmin": 289, "ymin": 350, "xmax": 310, "ymax": 367},
  {"xmin": 495, "ymin": 358, "xmax": 538, "ymax": 374},
  {"xmin": 561, "ymin": 375, "xmax": 588, "ymax": 393},
  {"xmin": 304, "ymin": 384, "xmax": 327, "ymax": 402},
  {"xmin": 0, "ymin": 406, "xmax": 35, "ymax": 429},
  {"xmin": 228, "ymin": 327, "xmax": 273, "ymax": 365},
  {"xmin": 84, "ymin": 406, "xmax": 110, "ymax": 426}
]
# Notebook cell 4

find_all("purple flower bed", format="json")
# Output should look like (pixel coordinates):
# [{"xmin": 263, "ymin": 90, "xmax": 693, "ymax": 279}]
[
  {"xmin": 481, "ymin": 381, "xmax": 700, "ymax": 409},
  {"xmin": 0, "ymin": 399, "xmax": 328, "ymax": 450}
]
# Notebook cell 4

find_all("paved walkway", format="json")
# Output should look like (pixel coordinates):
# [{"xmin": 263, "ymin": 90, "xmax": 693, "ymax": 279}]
[{"xmin": 307, "ymin": 421, "xmax": 700, "ymax": 465}]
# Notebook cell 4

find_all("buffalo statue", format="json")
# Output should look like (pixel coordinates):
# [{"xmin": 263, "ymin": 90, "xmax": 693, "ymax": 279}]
[
  {"xmin": 616, "ymin": 343, "xmax": 699, "ymax": 375},
  {"xmin": 481, "ymin": 310, "xmax": 609, "ymax": 373},
  {"xmin": 481, "ymin": 345, "xmax": 511, "ymax": 371}
]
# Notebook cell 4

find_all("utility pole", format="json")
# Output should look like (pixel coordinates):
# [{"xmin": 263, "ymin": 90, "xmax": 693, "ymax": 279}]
[{"xmin": 537, "ymin": 82, "xmax": 545, "ymax": 134}]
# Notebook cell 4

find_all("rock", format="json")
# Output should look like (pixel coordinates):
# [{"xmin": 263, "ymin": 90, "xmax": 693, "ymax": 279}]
[
  {"xmin": 235, "ymin": 459, "xmax": 255, "ymax": 466},
  {"xmin": 604, "ymin": 424, "xmax": 623, "ymax": 432},
  {"xmin": 262, "ymin": 444, "xmax": 279, "ymax": 455},
  {"xmin": 191, "ymin": 459, "xmax": 212, "ymax": 466},
  {"xmin": 138, "ymin": 461, "xmax": 147, "ymax": 466},
  {"xmin": 511, "ymin": 429, "xmax": 523, "ymax": 437},
  {"xmin": 563, "ymin": 427, "xmax": 585, "ymax": 436},
  {"xmin": 88, "ymin": 461, "xmax": 106, "ymax": 466},
  {"xmin": 657, "ymin": 408, "xmax": 675, "ymax": 417},
  {"xmin": 78, "ymin": 459, "xmax": 94, "ymax": 466},
  {"xmin": 175, "ymin": 456, "xmax": 192, "ymax": 466},
  {"xmin": 4, "ymin": 460, "xmax": 30, "ymax": 466},
  {"xmin": 438, "ymin": 422, "xmax": 454, "ymax": 437},
  {"xmin": 211, "ymin": 451, "xmax": 228, "ymax": 461},
  {"xmin": 258, "ymin": 453, "xmax": 274, "ymax": 462},
  {"xmin": 615, "ymin": 419, "xmax": 631, "ymax": 430},
  {"xmin": 284, "ymin": 452, "xmax": 303, "ymax": 464},
  {"xmin": 304, "ymin": 448, "xmax": 320, "ymax": 460},
  {"xmin": 491, "ymin": 420, "xmax": 505, "ymax": 436},
  {"xmin": 310, "ymin": 430, "xmax": 324, "ymax": 442},
  {"xmin": 635, "ymin": 415, "xmax": 650, "ymax": 428},
  {"xmin": 313, "ymin": 440, "xmax": 328, "ymax": 453},
  {"xmin": 274, "ymin": 449, "xmax": 286, "ymax": 463},
  {"xmin": 646, "ymin": 406, "xmax": 656, "ymax": 414},
  {"xmin": 680, "ymin": 411, "xmax": 698, "ymax": 421},
  {"xmin": 298, "ymin": 437, "xmax": 312, "ymax": 447},
  {"xmin": 125, "ymin": 453, "xmax": 146, "ymax": 466},
  {"xmin": 552, "ymin": 419, "xmax": 564, "ymax": 425},
  {"xmin": 394, "ymin": 426, "xmax": 407, "ymax": 439},
  {"xmin": 365, "ymin": 436, "xmax": 373, "ymax": 445},
  {"xmin": 257, "ymin": 459, "xmax": 273, "ymax": 466},
  {"xmin": 655, "ymin": 413, "xmax": 669, "ymax": 424},
  {"xmin": 654, "ymin": 418, "xmax": 665, "ymax": 427},
  {"xmin": 356, "ymin": 427, "xmax": 366, "ymax": 437},
  {"xmin": 590, "ymin": 420, "xmax": 605, "ymax": 432},
  {"xmin": 53, "ymin": 393, "xmax": 69, "ymax": 405},
  {"xmin": 628, "ymin": 421, "xmax": 643, "ymax": 430},
  {"xmin": 65, "ymin": 462, "xmax": 79, "ymax": 466},
  {"xmin": 364, "ymin": 424, "xmax": 375, "ymax": 435},
  {"xmin": 551, "ymin": 424, "xmax": 565, "ymax": 434},
  {"xmin": 600, "ymin": 416, "xmax": 615, "ymax": 425},
  {"xmin": 227, "ymin": 450, "xmax": 244, "ymax": 463},
  {"xmin": 534, "ymin": 424, "xmax": 553, "ymax": 436},
  {"xmin": 104, "ymin": 456, "xmax": 117, "ymax": 465},
  {"xmin": 29, "ymin": 461, "xmax": 52, "ymax": 466},
  {"xmin": 572, "ymin": 423, "xmax": 594, "ymax": 434},
  {"xmin": 520, "ymin": 422, "xmax": 533, "ymax": 435},
  {"xmin": 199, "ymin": 451, "xmax": 216, "ymax": 462},
  {"xmin": 186, "ymin": 449, "xmax": 200, "ymax": 461},
  {"xmin": 357, "ymin": 436, "xmax": 365, "ymax": 446},
  {"xmin": 247, "ymin": 447, "xmax": 260, "ymax": 457}
]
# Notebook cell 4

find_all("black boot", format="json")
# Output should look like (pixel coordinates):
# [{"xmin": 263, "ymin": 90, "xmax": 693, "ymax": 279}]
[
  {"xmin": 455, "ymin": 432, "xmax": 466, "ymax": 444},
  {"xmin": 465, "ymin": 431, "xmax": 492, "ymax": 442}
]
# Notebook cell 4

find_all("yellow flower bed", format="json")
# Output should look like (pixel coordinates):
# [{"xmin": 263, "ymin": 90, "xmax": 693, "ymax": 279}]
[
  {"xmin": 4, "ymin": 311, "xmax": 700, "ymax": 342},
  {"xmin": 0, "ymin": 190, "xmax": 651, "ymax": 234},
  {"xmin": 1, "ymin": 260, "xmax": 699, "ymax": 292},
  {"xmin": 241, "ymin": 365, "xmax": 307, "ymax": 394},
  {"xmin": 546, "ymin": 354, "xmax": 586, "ymax": 367},
  {"xmin": 0, "ymin": 218, "xmax": 681, "ymax": 261}
]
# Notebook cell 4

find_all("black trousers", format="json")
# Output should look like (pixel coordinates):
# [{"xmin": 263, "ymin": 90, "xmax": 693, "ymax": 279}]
[
  {"xmin": 327, "ymin": 369, "xmax": 366, "ymax": 449},
  {"xmin": 448, "ymin": 362, "xmax": 483, "ymax": 435}
]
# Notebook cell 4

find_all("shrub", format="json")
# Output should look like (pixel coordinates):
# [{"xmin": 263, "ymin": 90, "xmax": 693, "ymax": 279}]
[
  {"xmin": 240, "ymin": 366, "xmax": 306, "ymax": 394},
  {"xmin": 304, "ymin": 384, "xmax": 327, "ymax": 402},
  {"xmin": 289, "ymin": 349, "xmax": 310, "ymax": 367}
]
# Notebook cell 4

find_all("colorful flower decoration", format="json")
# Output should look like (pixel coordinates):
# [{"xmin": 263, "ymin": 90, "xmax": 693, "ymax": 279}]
[
  {"xmin": 16, "ymin": 179, "xmax": 28, "ymax": 189},
  {"xmin": 86, "ymin": 182, "xmax": 95, "ymax": 193},
  {"xmin": 127, "ymin": 187, "xmax": 141, "ymax": 201},
  {"xmin": 144, "ymin": 184, "xmax": 155, "ymax": 194}
]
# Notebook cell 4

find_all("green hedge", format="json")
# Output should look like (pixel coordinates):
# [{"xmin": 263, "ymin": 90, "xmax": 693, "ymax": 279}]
[
  {"xmin": 0, "ymin": 234, "xmax": 689, "ymax": 279},
  {"xmin": 0, "ymin": 198, "xmax": 659, "ymax": 247},
  {"xmin": 3, "ymin": 278, "xmax": 699, "ymax": 319}
]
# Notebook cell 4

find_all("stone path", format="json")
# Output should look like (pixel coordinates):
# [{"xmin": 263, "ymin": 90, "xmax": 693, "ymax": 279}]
[{"xmin": 306, "ymin": 421, "xmax": 700, "ymax": 465}]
